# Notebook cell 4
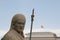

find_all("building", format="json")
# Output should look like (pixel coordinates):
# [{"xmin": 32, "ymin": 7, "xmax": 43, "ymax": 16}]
[{"xmin": 25, "ymin": 32, "xmax": 60, "ymax": 40}]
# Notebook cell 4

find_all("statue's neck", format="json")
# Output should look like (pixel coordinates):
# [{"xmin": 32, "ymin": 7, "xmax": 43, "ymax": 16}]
[{"xmin": 18, "ymin": 31, "xmax": 24, "ymax": 38}]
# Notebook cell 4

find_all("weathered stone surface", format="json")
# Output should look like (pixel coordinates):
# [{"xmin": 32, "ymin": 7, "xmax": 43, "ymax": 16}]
[{"xmin": 1, "ymin": 14, "xmax": 26, "ymax": 40}]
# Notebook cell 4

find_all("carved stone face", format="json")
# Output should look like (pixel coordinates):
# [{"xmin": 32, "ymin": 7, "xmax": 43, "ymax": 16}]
[
  {"xmin": 14, "ymin": 19, "xmax": 25, "ymax": 33},
  {"xmin": 11, "ymin": 14, "xmax": 26, "ymax": 33}
]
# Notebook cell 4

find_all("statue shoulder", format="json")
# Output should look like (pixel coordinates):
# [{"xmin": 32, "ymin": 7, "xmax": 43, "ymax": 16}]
[
  {"xmin": 1, "ymin": 34, "xmax": 9, "ymax": 40},
  {"xmin": 1, "ymin": 31, "xmax": 10, "ymax": 40}
]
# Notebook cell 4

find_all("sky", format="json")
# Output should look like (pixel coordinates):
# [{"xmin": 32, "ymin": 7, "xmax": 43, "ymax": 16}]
[{"xmin": 0, "ymin": 0, "xmax": 60, "ymax": 39}]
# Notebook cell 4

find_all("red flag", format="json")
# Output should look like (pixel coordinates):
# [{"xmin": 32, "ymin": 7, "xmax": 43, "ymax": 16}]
[{"xmin": 40, "ymin": 25, "xmax": 44, "ymax": 30}]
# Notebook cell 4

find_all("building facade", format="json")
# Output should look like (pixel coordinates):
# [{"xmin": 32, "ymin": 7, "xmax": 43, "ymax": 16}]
[{"xmin": 25, "ymin": 32, "xmax": 60, "ymax": 40}]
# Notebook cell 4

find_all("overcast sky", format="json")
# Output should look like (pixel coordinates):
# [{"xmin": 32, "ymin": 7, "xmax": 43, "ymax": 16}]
[{"xmin": 0, "ymin": 0, "xmax": 60, "ymax": 40}]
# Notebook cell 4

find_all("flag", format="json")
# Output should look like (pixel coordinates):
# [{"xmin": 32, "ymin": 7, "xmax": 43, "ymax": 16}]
[{"xmin": 40, "ymin": 25, "xmax": 44, "ymax": 30}]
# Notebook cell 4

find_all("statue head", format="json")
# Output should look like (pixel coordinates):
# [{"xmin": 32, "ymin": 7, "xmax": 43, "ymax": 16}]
[{"xmin": 10, "ymin": 14, "xmax": 26, "ymax": 33}]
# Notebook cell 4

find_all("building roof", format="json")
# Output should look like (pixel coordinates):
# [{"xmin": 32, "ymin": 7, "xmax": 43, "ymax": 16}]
[{"xmin": 26, "ymin": 32, "xmax": 57, "ymax": 37}]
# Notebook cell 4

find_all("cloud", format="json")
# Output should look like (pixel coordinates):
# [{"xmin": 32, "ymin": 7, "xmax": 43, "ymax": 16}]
[{"xmin": 0, "ymin": 30, "xmax": 8, "ymax": 40}]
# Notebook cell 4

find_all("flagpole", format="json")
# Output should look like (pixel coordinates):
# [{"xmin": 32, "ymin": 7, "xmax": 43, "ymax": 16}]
[{"xmin": 29, "ymin": 9, "xmax": 34, "ymax": 40}]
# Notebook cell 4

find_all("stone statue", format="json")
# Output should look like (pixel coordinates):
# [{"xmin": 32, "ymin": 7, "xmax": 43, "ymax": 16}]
[{"xmin": 1, "ymin": 14, "xmax": 26, "ymax": 40}]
